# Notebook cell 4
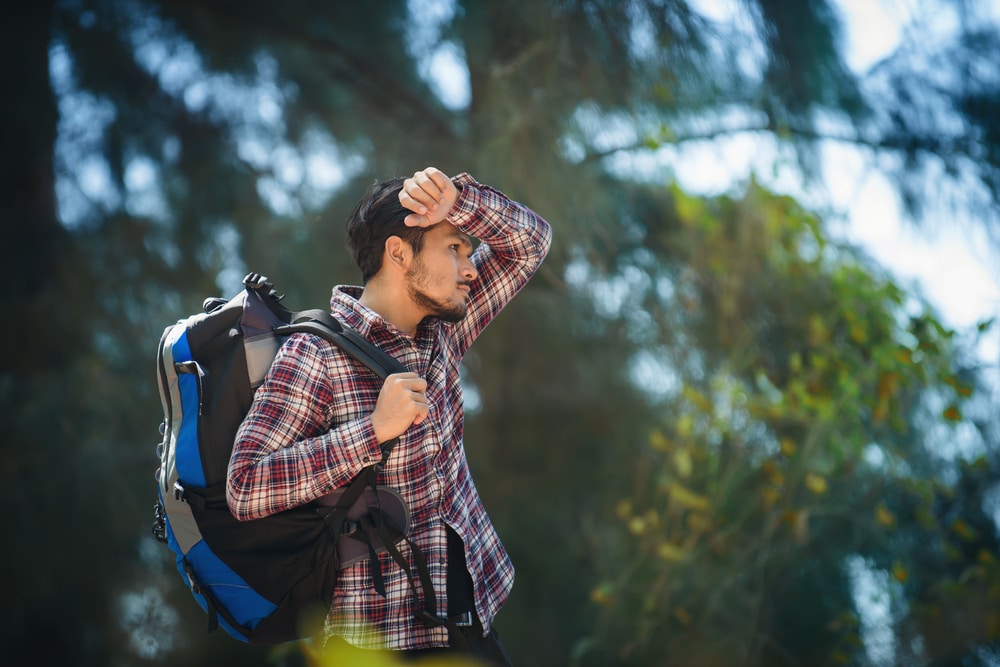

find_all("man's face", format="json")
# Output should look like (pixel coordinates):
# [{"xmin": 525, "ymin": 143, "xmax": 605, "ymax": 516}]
[{"xmin": 405, "ymin": 222, "xmax": 477, "ymax": 322}]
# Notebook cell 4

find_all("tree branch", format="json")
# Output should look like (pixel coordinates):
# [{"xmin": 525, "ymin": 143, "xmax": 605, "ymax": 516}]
[
  {"xmin": 578, "ymin": 117, "xmax": 985, "ymax": 171},
  {"xmin": 160, "ymin": 0, "xmax": 459, "ymax": 141}
]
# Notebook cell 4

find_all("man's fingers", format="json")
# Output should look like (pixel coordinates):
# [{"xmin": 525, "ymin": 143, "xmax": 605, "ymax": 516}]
[
  {"xmin": 372, "ymin": 373, "xmax": 433, "ymax": 442},
  {"xmin": 416, "ymin": 167, "xmax": 451, "ymax": 201},
  {"xmin": 399, "ymin": 167, "xmax": 456, "ymax": 225},
  {"xmin": 399, "ymin": 190, "xmax": 431, "ymax": 215},
  {"xmin": 388, "ymin": 372, "xmax": 427, "ymax": 394},
  {"xmin": 408, "ymin": 171, "xmax": 443, "ymax": 206},
  {"xmin": 403, "ymin": 212, "xmax": 430, "ymax": 227}
]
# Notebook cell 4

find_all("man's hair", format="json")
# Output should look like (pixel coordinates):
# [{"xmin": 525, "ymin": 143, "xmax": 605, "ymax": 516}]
[{"xmin": 345, "ymin": 177, "xmax": 427, "ymax": 283}]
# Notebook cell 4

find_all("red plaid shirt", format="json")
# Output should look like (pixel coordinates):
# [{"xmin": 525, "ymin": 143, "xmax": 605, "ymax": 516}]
[{"xmin": 228, "ymin": 173, "xmax": 551, "ymax": 650}]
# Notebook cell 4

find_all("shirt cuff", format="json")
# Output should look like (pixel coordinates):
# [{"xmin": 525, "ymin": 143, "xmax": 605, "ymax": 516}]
[
  {"xmin": 446, "ymin": 173, "xmax": 502, "ymax": 237},
  {"xmin": 325, "ymin": 415, "xmax": 383, "ymax": 481}
]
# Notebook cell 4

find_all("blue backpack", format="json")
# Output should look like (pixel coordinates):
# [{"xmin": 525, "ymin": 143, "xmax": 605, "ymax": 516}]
[{"xmin": 152, "ymin": 273, "xmax": 438, "ymax": 644}]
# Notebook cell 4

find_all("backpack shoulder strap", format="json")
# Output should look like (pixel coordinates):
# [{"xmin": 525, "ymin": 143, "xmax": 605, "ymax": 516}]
[
  {"xmin": 275, "ymin": 309, "xmax": 407, "ymax": 379},
  {"xmin": 273, "ymin": 309, "xmax": 406, "ymax": 460}
]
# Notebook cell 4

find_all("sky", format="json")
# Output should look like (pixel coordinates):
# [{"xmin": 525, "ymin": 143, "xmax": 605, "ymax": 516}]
[{"xmin": 821, "ymin": 0, "xmax": 1000, "ymax": 358}]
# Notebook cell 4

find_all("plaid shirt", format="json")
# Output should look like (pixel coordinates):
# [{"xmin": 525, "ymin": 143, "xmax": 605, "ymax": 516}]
[{"xmin": 228, "ymin": 173, "xmax": 551, "ymax": 650}]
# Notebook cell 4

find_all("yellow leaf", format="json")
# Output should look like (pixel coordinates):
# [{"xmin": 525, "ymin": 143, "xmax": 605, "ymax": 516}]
[
  {"xmin": 657, "ymin": 542, "xmax": 687, "ymax": 562},
  {"xmin": 789, "ymin": 352, "xmax": 802, "ymax": 373},
  {"xmin": 590, "ymin": 583, "xmax": 613, "ymax": 606},
  {"xmin": 314, "ymin": 637, "xmax": 409, "ymax": 666},
  {"xmin": 628, "ymin": 516, "xmax": 647, "ymax": 536},
  {"xmin": 892, "ymin": 563, "xmax": 909, "ymax": 584},
  {"xmin": 649, "ymin": 429, "xmax": 671, "ymax": 452},
  {"xmin": 615, "ymin": 500, "xmax": 632, "ymax": 521},
  {"xmin": 668, "ymin": 482, "xmax": 710, "ymax": 511},
  {"xmin": 676, "ymin": 414, "xmax": 694, "ymax": 437},
  {"xmin": 952, "ymin": 518, "xmax": 977, "ymax": 541},
  {"xmin": 943, "ymin": 405, "xmax": 963, "ymax": 421},
  {"xmin": 682, "ymin": 385, "xmax": 712, "ymax": 412},
  {"xmin": 675, "ymin": 191, "xmax": 702, "ymax": 226},
  {"xmin": 875, "ymin": 504, "xmax": 896, "ymax": 528},
  {"xmin": 673, "ymin": 606, "xmax": 692, "ymax": 625},
  {"xmin": 805, "ymin": 473, "xmax": 828, "ymax": 495},
  {"xmin": 780, "ymin": 438, "xmax": 797, "ymax": 456},
  {"xmin": 674, "ymin": 449, "xmax": 693, "ymax": 478}
]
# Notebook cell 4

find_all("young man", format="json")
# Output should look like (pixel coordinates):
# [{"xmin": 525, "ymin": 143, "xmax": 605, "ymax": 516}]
[{"xmin": 227, "ymin": 167, "xmax": 552, "ymax": 662}]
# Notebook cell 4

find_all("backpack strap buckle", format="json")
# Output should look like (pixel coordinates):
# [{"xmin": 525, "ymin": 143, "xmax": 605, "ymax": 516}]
[{"xmin": 172, "ymin": 481, "xmax": 206, "ymax": 511}]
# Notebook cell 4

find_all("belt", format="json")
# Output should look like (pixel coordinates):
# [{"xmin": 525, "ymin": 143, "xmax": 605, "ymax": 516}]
[{"xmin": 449, "ymin": 611, "xmax": 475, "ymax": 628}]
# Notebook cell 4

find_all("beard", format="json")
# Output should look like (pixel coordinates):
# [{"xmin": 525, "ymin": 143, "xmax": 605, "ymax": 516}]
[
  {"xmin": 409, "ymin": 287, "xmax": 467, "ymax": 322},
  {"xmin": 406, "ymin": 262, "xmax": 469, "ymax": 323}
]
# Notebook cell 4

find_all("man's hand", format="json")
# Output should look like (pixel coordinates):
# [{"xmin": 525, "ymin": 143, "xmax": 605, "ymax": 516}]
[
  {"xmin": 370, "ymin": 372, "xmax": 429, "ymax": 444},
  {"xmin": 398, "ymin": 167, "xmax": 459, "ymax": 227}
]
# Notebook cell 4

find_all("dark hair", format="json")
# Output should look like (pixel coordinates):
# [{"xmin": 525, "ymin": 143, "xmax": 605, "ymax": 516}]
[{"xmin": 345, "ymin": 177, "xmax": 427, "ymax": 283}]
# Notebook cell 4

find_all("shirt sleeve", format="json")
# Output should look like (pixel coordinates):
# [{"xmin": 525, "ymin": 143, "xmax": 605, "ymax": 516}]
[
  {"xmin": 226, "ymin": 333, "xmax": 383, "ymax": 521},
  {"xmin": 447, "ymin": 173, "xmax": 553, "ymax": 355}
]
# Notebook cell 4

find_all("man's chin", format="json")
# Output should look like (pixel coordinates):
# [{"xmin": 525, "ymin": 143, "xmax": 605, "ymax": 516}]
[
  {"xmin": 411, "ymin": 287, "xmax": 468, "ymax": 322},
  {"xmin": 436, "ymin": 304, "xmax": 468, "ymax": 323}
]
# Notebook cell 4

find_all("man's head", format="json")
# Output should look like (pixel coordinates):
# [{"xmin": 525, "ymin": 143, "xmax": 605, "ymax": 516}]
[
  {"xmin": 346, "ymin": 176, "xmax": 478, "ymax": 326},
  {"xmin": 346, "ymin": 177, "xmax": 427, "ymax": 284}
]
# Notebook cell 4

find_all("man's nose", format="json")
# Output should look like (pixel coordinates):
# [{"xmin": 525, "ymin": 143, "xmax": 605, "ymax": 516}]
[{"xmin": 462, "ymin": 259, "xmax": 478, "ymax": 282}]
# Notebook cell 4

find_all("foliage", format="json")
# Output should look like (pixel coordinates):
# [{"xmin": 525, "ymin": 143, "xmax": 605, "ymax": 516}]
[{"xmin": 578, "ymin": 183, "xmax": 999, "ymax": 665}]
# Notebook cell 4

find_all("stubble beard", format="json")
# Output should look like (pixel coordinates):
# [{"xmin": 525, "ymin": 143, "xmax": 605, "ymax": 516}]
[{"xmin": 406, "ymin": 263, "xmax": 468, "ymax": 323}]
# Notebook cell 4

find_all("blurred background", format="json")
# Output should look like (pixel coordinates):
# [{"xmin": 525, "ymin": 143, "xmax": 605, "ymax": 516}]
[{"xmin": 3, "ymin": 1, "xmax": 1000, "ymax": 665}]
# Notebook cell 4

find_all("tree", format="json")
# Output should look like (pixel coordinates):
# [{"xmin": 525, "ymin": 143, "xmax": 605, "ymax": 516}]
[{"xmin": 576, "ymin": 180, "xmax": 999, "ymax": 665}]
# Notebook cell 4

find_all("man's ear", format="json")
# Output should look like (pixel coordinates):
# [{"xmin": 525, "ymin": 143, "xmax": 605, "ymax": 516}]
[{"xmin": 384, "ymin": 236, "xmax": 410, "ymax": 270}]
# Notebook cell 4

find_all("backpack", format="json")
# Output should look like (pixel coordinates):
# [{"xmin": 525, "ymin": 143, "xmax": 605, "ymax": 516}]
[{"xmin": 152, "ymin": 273, "xmax": 440, "ymax": 644}]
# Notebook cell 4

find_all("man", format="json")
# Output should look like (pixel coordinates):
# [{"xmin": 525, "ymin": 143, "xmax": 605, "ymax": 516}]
[{"xmin": 227, "ymin": 167, "xmax": 552, "ymax": 662}]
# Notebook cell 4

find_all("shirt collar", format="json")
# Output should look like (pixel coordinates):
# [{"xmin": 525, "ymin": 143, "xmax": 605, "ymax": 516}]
[
  {"xmin": 329, "ymin": 285, "xmax": 444, "ymax": 344},
  {"xmin": 329, "ymin": 285, "xmax": 380, "ymax": 337}
]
